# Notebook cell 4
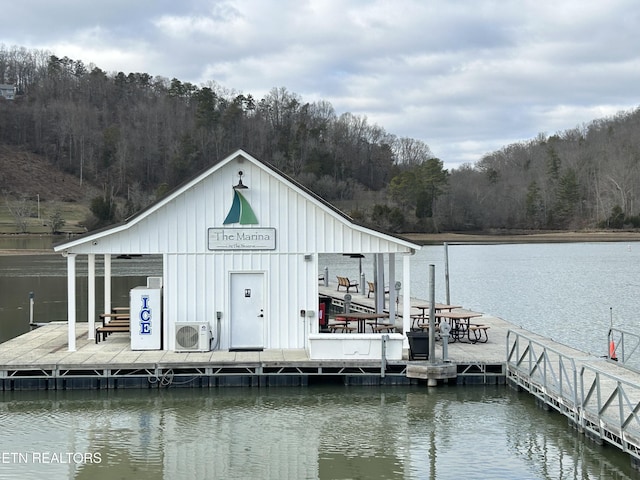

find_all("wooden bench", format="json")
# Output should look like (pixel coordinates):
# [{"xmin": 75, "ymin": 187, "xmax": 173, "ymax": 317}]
[
  {"xmin": 95, "ymin": 325, "xmax": 130, "ymax": 343},
  {"xmin": 371, "ymin": 324, "xmax": 396, "ymax": 333},
  {"xmin": 100, "ymin": 319, "xmax": 129, "ymax": 328},
  {"xmin": 99, "ymin": 313, "xmax": 130, "ymax": 324},
  {"xmin": 327, "ymin": 316, "xmax": 357, "ymax": 333},
  {"xmin": 328, "ymin": 323, "xmax": 356, "ymax": 333},
  {"xmin": 336, "ymin": 276, "xmax": 358, "ymax": 293},
  {"xmin": 416, "ymin": 323, "xmax": 440, "ymax": 332},
  {"xmin": 367, "ymin": 281, "xmax": 389, "ymax": 298},
  {"xmin": 96, "ymin": 313, "xmax": 131, "ymax": 343},
  {"xmin": 468, "ymin": 325, "xmax": 490, "ymax": 343}
]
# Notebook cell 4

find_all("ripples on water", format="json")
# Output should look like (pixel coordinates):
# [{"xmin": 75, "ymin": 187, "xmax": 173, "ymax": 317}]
[{"xmin": 0, "ymin": 386, "xmax": 637, "ymax": 480}]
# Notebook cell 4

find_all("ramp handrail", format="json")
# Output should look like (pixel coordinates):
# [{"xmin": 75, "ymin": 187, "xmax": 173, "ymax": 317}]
[
  {"xmin": 608, "ymin": 327, "xmax": 640, "ymax": 372},
  {"xmin": 580, "ymin": 364, "xmax": 640, "ymax": 449},
  {"xmin": 507, "ymin": 330, "xmax": 640, "ymax": 460},
  {"xmin": 506, "ymin": 330, "xmax": 579, "ymax": 406}
]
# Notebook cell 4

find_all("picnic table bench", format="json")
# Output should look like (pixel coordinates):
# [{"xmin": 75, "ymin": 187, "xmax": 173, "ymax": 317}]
[
  {"xmin": 327, "ymin": 316, "xmax": 357, "ymax": 333},
  {"xmin": 467, "ymin": 324, "xmax": 490, "ymax": 343},
  {"xmin": 95, "ymin": 312, "xmax": 131, "ymax": 343},
  {"xmin": 371, "ymin": 324, "xmax": 396, "ymax": 333},
  {"xmin": 95, "ymin": 325, "xmax": 130, "ymax": 343}
]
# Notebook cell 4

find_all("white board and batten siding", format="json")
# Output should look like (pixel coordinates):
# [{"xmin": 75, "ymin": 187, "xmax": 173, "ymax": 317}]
[{"xmin": 55, "ymin": 150, "xmax": 420, "ymax": 351}]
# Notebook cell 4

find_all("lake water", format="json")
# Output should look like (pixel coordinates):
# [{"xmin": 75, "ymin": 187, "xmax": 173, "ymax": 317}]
[
  {"xmin": 0, "ymin": 253, "xmax": 163, "ymax": 343},
  {"xmin": 1, "ymin": 385, "xmax": 638, "ymax": 480},
  {"xmin": 2, "ymin": 241, "xmax": 640, "ymax": 478}
]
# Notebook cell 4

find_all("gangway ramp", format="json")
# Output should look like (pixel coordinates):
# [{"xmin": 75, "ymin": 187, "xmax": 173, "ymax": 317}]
[{"xmin": 507, "ymin": 329, "xmax": 640, "ymax": 469}]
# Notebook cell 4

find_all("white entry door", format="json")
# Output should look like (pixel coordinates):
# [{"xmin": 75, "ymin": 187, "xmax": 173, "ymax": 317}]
[{"xmin": 230, "ymin": 272, "xmax": 265, "ymax": 350}]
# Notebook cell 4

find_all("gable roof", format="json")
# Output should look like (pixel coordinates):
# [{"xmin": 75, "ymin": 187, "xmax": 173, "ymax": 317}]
[{"xmin": 54, "ymin": 149, "xmax": 420, "ymax": 253}]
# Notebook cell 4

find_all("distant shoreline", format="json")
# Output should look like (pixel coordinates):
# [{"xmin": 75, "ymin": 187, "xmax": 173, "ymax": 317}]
[
  {"xmin": 0, "ymin": 249, "xmax": 56, "ymax": 255},
  {"xmin": 402, "ymin": 230, "xmax": 640, "ymax": 245},
  {"xmin": 2, "ymin": 230, "xmax": 640, "ymax": 254}
]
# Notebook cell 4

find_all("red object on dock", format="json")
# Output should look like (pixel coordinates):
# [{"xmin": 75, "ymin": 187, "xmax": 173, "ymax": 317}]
[{"xmin": 319, "ymin": 302, "xmax": 327, "ymax": 327}]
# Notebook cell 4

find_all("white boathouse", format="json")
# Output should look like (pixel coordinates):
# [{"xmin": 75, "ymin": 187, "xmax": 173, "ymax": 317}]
[{"xmin": 54, "ymin": 149, "xmax": 420, "ymax": 357}]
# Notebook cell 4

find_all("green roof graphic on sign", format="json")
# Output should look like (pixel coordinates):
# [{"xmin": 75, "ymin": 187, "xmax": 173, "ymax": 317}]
[{"xmin": 223, "ymin": 189, "xmax": 258, "ymax": 225}]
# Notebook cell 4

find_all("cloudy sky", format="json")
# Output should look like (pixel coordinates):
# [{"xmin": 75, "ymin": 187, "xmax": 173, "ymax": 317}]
[{"xmin": 2, "ymin": 0, "xmax": 640, "ymax": 169}]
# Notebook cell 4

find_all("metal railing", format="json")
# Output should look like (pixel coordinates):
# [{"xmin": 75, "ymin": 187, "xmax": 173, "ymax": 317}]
[
  {"xmin": 581, "ymin": 364, "xmax": 640, "ymax": 455},
  {"xmin": 608, "ymin": 327, "xmax": 640, "ymax": 371},
  {"xmin": 506, "ymin": 330, "xmax": 579, "ymax": 409},
  {"xmin": 507, "ymin": 330, "xmax": 640, "ymax": 461}
]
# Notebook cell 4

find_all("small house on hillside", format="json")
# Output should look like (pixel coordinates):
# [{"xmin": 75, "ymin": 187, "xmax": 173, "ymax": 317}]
[
  {"xmin": 54, "ymin": 149, "xmax": 420, "ymax": 357},
  {"xmin": 0, "ymin": 84, "xmax": 16, "ymax": 100}
]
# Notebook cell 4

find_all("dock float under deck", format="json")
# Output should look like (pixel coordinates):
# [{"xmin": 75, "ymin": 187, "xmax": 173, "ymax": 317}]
[{"xmin": 1, "ymin": 318, "xmax": 511, "ymax": 390}]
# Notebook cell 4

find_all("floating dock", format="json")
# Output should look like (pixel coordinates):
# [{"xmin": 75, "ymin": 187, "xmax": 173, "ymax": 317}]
[
  {"xmin": 0, "ymin": 317, "xmax": 509, "ymax": 390},
  {"xmin": 3, "ymin": 292, "xmax": 640, "ymax": 468},
  {"xmin": 1, "ymin": 287, "xmax": 518, "ymax": 389}
]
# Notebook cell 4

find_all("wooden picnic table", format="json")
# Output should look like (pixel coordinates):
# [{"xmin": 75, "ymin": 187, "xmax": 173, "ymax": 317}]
[
  {"xmin": 434, "ymin": 311, "xmax": 483, "ymax": 342},
  {"xmin": 338, "ymin": 312, "xmax": 390, "ymax": 333},
  {"xmin": 412, "ymin": 304, "xmax": 462, "ymax": 329}
]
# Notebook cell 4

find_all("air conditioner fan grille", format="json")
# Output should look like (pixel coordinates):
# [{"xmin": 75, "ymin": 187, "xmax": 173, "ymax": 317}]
[{"xmin": 176, "ymin": 325, "xmax": 199, "ymax": 348}]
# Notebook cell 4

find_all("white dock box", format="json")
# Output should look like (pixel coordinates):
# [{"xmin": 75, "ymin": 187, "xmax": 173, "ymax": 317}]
[{"xmin": 130, "ymin": 286, "xmax": 162, "ymax": 350}]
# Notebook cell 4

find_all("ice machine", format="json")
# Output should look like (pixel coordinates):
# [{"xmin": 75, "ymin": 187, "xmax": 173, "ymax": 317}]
[{"xmin": 130, "ymin": 286, "xmax": 162, "ymax": 350}]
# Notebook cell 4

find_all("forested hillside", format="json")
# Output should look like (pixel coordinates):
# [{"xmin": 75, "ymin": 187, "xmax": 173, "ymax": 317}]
[
  {"xmin": 445, "ymin": 110, "xmax": 640, "ymax": 232},
  {"xmin": 1, "ymin": 45, "xmax": 640, "ymax": 233}
]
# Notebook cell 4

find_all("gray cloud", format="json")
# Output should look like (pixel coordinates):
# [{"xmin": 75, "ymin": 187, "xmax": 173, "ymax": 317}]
[{"xmin": 2, "ymin": 0, "xmax": 640, "ymax": 169}]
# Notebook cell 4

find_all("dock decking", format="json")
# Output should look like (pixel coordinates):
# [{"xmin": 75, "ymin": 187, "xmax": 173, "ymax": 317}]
[
  {"xmin": 0, "ymin": 285, "xmax": 523, "ymax": 389},
  {"xmin": 0, "ymin": 285, "xmax": 630, "ymax": 392},
  {"xmin": 0, "ymin": 315, "xmax": 510, "ymax": 390}
]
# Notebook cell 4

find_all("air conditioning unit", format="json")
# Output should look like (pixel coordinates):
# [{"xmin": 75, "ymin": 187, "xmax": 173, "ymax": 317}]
[{"xmin": 174, "ymin": 322, "xmax": 211, "ymax": 352}]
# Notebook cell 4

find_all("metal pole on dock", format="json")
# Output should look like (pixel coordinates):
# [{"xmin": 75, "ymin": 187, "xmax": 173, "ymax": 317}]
[
  {"xmin": 373, "ymin": 254, "xmax": 378, "ymax": 310},
  {"xmin": 608, "ymin": 307, "xmax": 618, "ymax": 361},
  {"xmin": 29, "ymin": 291, "xmax": 34, "ymax": 326},
  {"xmin": 429, "ymin": 264, "xmax": 436, "ymax": 364},
  {"xmin": 380, "ymin": 334, "xmax": 388, "ymax": 378},
  {"xmin": 444, "ymin": 243, "xmax": 450, "ymax": 305},
  {"xmin": 344, "ymin": 294, "xmax": 351, "ymax": 313},
  {"xmin": 441, "ymin": 322, "xmax": 450, "ymax": 361}
]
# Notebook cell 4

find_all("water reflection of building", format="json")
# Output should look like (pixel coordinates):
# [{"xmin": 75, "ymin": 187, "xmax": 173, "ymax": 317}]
[{"xmin": 2, "ymin": 389, "xmax": 634, "ymax": 478}]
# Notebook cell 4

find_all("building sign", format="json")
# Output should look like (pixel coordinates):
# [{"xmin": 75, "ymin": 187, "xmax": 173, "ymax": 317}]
[{"xmin": 208, "ymin": 228, "xmax": 276, "ymax": 250}]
